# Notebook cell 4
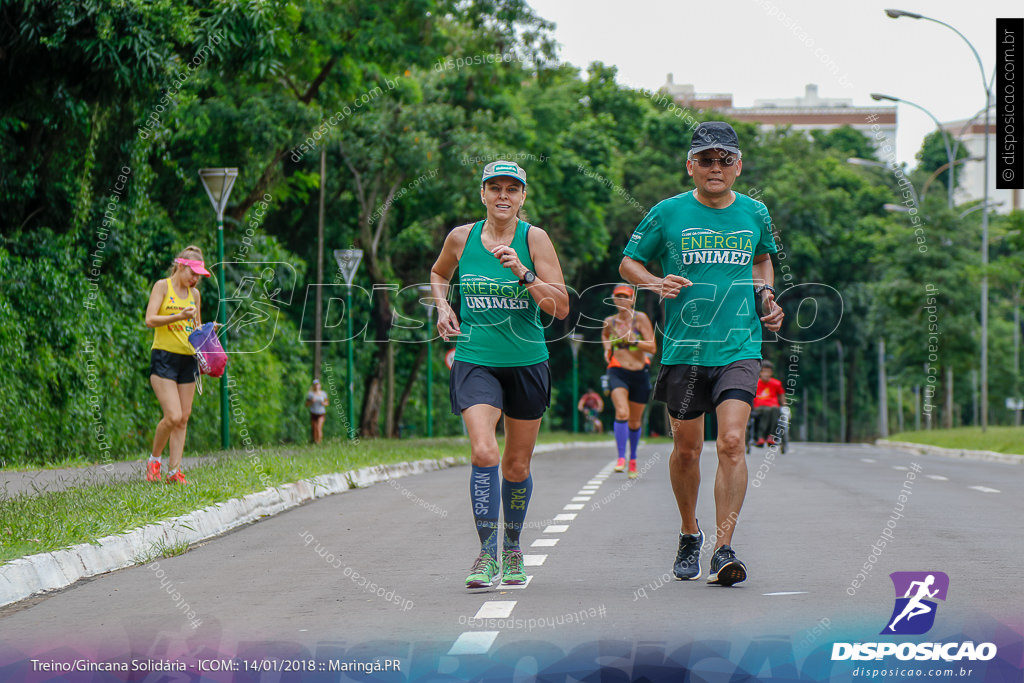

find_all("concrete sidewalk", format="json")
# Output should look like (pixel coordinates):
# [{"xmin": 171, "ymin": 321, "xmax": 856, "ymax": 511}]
[{"xmin": 0, "ymin": 456, "xmax": 216, "ymax": 500}]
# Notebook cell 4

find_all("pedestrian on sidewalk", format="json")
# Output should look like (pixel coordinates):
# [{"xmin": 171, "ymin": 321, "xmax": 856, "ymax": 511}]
[
  {"xmin": 144, "ymin": 245, "xmax": 211, "ymax": 485},
  {"xmin": 430, "ymin": 160, "xmax": 569, "ymax": 589},
  {"xmin": 306, "ymin": 379, "xmax": 329, "ymax": 444}
]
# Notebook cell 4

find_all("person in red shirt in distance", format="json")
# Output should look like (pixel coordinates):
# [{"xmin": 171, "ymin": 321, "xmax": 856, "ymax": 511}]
[{"xmin": 752, "ymin": 360, "xmax": 786, "ymax": 446}]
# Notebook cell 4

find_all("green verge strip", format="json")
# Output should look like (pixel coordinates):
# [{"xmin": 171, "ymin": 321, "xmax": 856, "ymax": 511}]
[
  {"xmin": 0, "ymin": 438, "xmax": 470, "ymax": 565},
  {"xmin": 885, "ymin": 427, "xmax": 1024, "ymax": 456}
]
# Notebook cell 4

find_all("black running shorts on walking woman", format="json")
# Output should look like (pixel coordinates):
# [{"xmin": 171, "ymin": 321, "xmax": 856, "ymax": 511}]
[
  {"xmin": 150, "ymin": 348, "xmax": 199, "ymax": 385},
  {"xmin": 654, "ymin": 358, "xmax": 759, "ymax": 420},
  {"xmin": 607, "ymin": 366, "xmax": 652, "ymax": 404},
  {"xmin": 449, "ymin": 360, "xmax": 551, "ymax": 420}
]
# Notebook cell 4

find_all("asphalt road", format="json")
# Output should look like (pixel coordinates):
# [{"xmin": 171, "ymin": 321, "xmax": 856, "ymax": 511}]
[{"xmin": 1, "ymin": 441, "xmax": 1021, "ymax": 680}]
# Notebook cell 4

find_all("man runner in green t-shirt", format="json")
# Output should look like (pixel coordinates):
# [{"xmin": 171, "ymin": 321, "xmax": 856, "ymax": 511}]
[{"xmin": 619, "ymin": 122, "xmax": 784, "ymax": 586}]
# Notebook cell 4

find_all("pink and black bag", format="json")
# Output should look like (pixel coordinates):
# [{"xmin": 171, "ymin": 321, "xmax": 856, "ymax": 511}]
[{"xmin": 188, "ymin": 322, "xmax": 227, "ymax": 379}]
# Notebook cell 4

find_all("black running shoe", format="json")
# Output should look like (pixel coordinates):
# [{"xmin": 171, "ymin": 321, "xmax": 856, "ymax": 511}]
[
  {"xmin": 707, "ymin": 544, "xmax": 747, "ymax": 586},
  {"xmin": 673, "ymin": 524, "xmax": 704, "ymax": 580}
]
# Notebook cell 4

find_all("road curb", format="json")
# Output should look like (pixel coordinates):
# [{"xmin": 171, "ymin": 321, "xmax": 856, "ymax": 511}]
[
  {"xmin": 875, "ymin": 439, "xmax": 1024, "ymax": 465},
  {"xmin": 0, "ymin": 441, "xmax": 612, "ymax": 609},
  {"xmin": 0, "ymin": 456, "xmax": 464, "ymax": 609}
]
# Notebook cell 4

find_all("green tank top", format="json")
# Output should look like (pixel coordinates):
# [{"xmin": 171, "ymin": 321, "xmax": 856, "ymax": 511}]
[{"xmin": 453, "ymin": 219, "xmax": 548, "ymax": 367}]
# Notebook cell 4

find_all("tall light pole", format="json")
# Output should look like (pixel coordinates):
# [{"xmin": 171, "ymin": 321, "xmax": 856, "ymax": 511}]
[
  {"xmin": 870, "ymin": 93, "xmax": 955, "ymax": 208},
  {"xmin": 198, "ymin": 167, "xmax": 238, "ymax": 450},
  {"xmin": 334, "ymin": 249, "xmax": 363, "ymax": 440},
  {"xmin": 569, "ymin": 333, "xmax": 583, "ymax": 433},
  {"xmin": 418, "ymin": 285, "xmax": 434, "ymax": 438},
  {"xmin": 878, "ymin": 337, "xmax": 889, "ymax": 438},
  {"xmin": 885, "ymin": 9, "xmax": 993, "ymax": 431}
]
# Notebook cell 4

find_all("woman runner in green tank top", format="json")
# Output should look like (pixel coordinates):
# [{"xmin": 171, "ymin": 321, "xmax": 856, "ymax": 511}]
[{"xmin": 430, "ymin": 160, "xmax": 569, "ymax": 589}]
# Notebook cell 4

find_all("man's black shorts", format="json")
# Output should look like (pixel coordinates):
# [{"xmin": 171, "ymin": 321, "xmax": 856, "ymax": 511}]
[
  {"xmin": 607, "ymin": 366, "xmax": 652, "ymax": 404},
  {"xmin": 450, "ymin": 360, "xmax": 551, "ymax": 420},
  {"xmin": 150, "ymin": 349, "xmax": 198, "ymax": 385},
  {"xmin": 653, "ymin": 358, "xmax": 759, "ymax": 420}
]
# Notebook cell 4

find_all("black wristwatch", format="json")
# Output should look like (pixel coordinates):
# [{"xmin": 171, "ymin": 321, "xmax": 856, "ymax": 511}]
[
  {"xmin": 754, "ymin": 284, "xmax": 776, "ymax": 296},
  {"xmin": 520, "ymin": 270, "xmax": 536, "ymax": 286}
]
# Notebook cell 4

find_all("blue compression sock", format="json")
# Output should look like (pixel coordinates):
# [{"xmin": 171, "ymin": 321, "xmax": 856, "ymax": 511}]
[
  {"xmin": 614, "ymin": 420, "xmax": 628, "ymax": 459},
  {"xmin": 628, "ymin": 427, "xmax": 641, "ymax": 460},
  {"xmin": 501, "ymin": 474, "xmax": 533, "ymax": 551},
  {"xmin": 471, "ymin": 465, "xmax": 500, "ymax": 558}
]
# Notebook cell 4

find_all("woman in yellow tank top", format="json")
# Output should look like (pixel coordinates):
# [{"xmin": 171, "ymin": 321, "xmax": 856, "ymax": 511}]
[{"xmin": 144, "ymin": 245, "xmax": 211, "ymax": 484}]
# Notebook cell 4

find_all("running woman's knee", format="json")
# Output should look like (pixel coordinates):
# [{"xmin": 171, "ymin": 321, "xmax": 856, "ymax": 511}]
[
  {"xmin": 615, "ymin": 408, "xmax": 629, "ymax": 421},
  {"xmin": 173, "ymin": 412, "xmax": 191, "ymax": 429},
  {"xmin": 627, "ymin": 420, "xmax": 642, "ymax": 431},
  {"xmin": 502, "ymin": 460, "xmax": 531, "ymax": 482}
]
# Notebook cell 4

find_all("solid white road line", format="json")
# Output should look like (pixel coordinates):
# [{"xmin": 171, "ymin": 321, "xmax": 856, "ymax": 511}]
[
  {"xmin": 447, "ymin": 632, "xmax": 500, "ymax": 656},
  {"xmin": 543, "ymin": 525, "xmax": 570, "ymax": 533},
  {"xmin": 531, "ymin": 538, "xmax": 558, "ymax": 547},
  {"xmin": 968, "ymin": 486, "xmax": 1000, "ymax": 493},
  {"xmin": 523, "ymin": 554, "xmax": 546, "ymax": 566},
  {"xmin": 763, "ymin": 591, "xmax": 810, "ymax": 596}
]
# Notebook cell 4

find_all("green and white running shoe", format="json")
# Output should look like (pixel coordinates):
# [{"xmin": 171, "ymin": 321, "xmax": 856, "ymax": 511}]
[
  {"xmin": 501, "ymin": 549, "xmax": 527, "ymax": 585},
  {"xmin": 466, "ymin": 552, "xmax": 500, "ymax": 589}
]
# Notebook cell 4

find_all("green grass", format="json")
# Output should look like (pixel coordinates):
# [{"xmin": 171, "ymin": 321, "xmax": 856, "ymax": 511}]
[
  {"xmin": 0, "ymin": 437, "xmax": 471, "ymax": 565},
  {"xmin": 888, "ymin": 426, "xmax": 1024, "ymax": 455}
]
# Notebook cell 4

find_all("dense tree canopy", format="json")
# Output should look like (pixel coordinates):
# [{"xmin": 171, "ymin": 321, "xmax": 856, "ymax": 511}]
[{"xmin": 1, "ymin": 0, "xmax": 1019, "ymax": 465}]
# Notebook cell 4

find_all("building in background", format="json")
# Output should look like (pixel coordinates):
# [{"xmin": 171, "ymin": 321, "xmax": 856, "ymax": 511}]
[
  {"xmin": 940, "ymin": 118, "xmax": 1018, "ymax": 213},
  {"xmin": 660, "ymin": 78, "xmax": 897, "ymax": 160}
]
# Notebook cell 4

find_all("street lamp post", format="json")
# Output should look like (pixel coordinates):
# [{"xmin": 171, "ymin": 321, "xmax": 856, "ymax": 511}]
[
  {"xmin": 418, "ymin": 285, "xmax": 434, "ymax": 438},
  {"xmin": 198, "ymin": 167, "xmax": 239, "ymax": 450},
  {"xmin": 870, "ymin": 93, "xmax": 956, "ymax": 209},
  {"xmin": 334, "ymin": 249, "xmax": 363, "ymax": 440},
  {"xmin": 569, "ymin": 333, "xmax": 583, "ymax": 433},
  {"xmin": 886, "ymin": 8, "xmax": 993, "ymax": 431}
]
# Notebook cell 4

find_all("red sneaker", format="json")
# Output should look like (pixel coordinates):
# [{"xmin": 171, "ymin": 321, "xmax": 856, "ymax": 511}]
[
  {"xmin": 166, "ymin": 470, "xmax": 188, "ymax": 485},
  {"xmin": 146, "ymin": 460, "xmax": 161, "ymax": 482},
  {"xmin": 755, "ymin": 438, "xmax": 766, "ymax": 447},
  {"xmin": 766, "ymin": 436, "xmax": 776, "ymax": 446},
  {"xmin": 628, "ymin": 460, "xmax": 638, "ymax": 479},
  {"xmin": 614, "ymin": 458, "xmax": 626, "ymax": 472}
]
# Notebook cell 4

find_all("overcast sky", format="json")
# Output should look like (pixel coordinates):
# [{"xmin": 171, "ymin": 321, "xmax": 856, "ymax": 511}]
[{"xmin": 526, "ymin": 0, "xmax": 1017, "ymax": 169}]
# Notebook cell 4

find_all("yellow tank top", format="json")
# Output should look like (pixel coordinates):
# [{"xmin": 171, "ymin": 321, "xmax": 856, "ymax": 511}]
[{"xmin": 152, "ymin": 278, "xmax": 198, "ymax": 355}]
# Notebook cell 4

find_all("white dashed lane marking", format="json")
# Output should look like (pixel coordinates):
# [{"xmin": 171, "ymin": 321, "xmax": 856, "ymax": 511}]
[
  {"xmin": 554, "ymin": 514, "xmax": 577, "ymax": 521},
  {"xmin": 563, "ymin": 504, "xmax": 585, "ymax": 511},
  {"xmin": 969, "ymin": 486, "xmax": 1000, "ymax": 494},
  {"xmin": 861, "ymin": 458, "xmax": 877, "ymax": 463},
  {"xmin": 447, "ymin": 632, "xmax": 500, "ymax": 655},
  {"xmin": 543, "ymin": 525, "xmax": 570, "ymax": 533},
  {"xmin": 532, "ymin": 538, "xmax": 558, "ymax": 547},
  {"xmin": 892, "ymin": 466, "xmax": 909, "ymax": 471},
  {"xmin": 571, "ymin": 496, "xmax": 592, "ymax": 502},
  {"xmin": 763, "ymin": 591, "xmax": 810, "ymax": 596},
  {"xmin": 523, "ymin": 554, "xmax": 546, "ymax": 567},
  {"xmin": 926, "ymin": 475, "xmax": 949, "ymax": 481},
  {"xmin": 474, "ymin": 601, "xmax": 517, "ymax": 619}
]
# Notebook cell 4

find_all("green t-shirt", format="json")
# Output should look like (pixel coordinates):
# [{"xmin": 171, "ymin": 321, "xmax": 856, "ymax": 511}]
[
  {"xmin": 453, "ymin": 220, "xmax": 548, "ymax": 367},
  {"xmin": 623, "ymin": 190, "xmax": 777, "ymax": 367}
]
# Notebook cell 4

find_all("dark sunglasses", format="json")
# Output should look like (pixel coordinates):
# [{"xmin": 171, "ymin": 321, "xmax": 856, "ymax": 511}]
[{"xmin": 691, "ymin": 156, "xmax": 738, "ymax": 168}]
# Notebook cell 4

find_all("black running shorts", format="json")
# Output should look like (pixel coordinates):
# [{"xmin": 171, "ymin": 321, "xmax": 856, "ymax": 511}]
[
  {"xmin": 607, "ymin": 366, "xmax": 652, "ymax": 404},
  {"xmin": 150, "ymin": 349, "xmax": 199, "ymax": 385},
  {"xmin": 449, "ymin": 360, "xmax": 551, "ymax": 420},
  {"xmin": 653, "ymin": 358, "xmax": 759, "ymax": 420}
]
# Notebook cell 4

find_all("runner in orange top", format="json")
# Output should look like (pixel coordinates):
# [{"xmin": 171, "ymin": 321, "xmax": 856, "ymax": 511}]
[
  {"xmin": 601, "ymin": 284, "xmax": 656, "ymax": 478},
  {"xmin": 752, "ymin": 360, "xmax": 786, "ymax": 446}
]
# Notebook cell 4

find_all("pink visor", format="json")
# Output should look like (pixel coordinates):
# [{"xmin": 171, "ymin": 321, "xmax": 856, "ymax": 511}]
[{"xmin": 176, "ymin": 258, "xmax": 211, "ymax": 276}]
